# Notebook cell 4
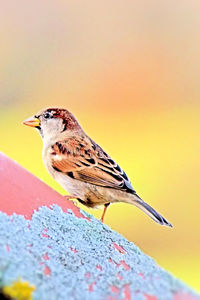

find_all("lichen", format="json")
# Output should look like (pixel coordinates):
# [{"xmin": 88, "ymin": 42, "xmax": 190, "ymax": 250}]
[
  {"xmin": 0, "ymin": 205, "xmax": 198, "ymax": 300},
  {"xmin": 3, "ymin": 279, "xmax": 35, "ymax": 300}
]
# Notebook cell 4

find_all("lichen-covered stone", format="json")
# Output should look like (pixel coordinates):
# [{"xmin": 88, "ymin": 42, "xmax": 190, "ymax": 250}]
[{"xmin": 0, "ymin": 205, "xmax": 199, "ymax": 300}]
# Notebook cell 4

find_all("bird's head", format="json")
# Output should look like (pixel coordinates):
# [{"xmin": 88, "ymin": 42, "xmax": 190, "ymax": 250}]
[{"xmin": 23, "ymin": 108, "xmax": 81, "ymax": 140}]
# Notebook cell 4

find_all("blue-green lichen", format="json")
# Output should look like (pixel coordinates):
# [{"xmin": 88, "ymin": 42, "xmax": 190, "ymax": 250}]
[{"xmin": 0, "ymin": 205, "xmax": 198, "ymax": 300}]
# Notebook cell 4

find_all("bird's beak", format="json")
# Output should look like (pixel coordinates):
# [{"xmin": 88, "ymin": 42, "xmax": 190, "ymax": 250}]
[{"xmin": 23, "ymin": 117, "xmax": 40, "ymax": 128}]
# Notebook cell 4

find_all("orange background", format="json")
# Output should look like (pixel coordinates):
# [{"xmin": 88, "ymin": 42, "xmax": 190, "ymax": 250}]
[{"xmin": 0, "ymin": 0, "xmax": 200, "ymax": 292}]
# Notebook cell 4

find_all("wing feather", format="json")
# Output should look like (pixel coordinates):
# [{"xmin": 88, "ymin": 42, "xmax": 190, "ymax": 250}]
[{"xmin": 51, "ymin": 137, "xmax": 135, "ymax": 192}]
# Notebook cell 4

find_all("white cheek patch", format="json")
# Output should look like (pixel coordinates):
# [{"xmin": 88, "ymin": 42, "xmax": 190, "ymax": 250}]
[{"xmin": 41, "ymin": 118, "xmax": 64, "ymax": 141}]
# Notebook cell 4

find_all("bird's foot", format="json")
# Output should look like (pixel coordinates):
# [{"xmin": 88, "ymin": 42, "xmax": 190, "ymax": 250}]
[
  {"xmin": 63, "ymin": 195, "xmax": 78, "ymax": 205},
  {"xmin": 64, "ymin": 195, "xmax": 77, "ymax": 200}
]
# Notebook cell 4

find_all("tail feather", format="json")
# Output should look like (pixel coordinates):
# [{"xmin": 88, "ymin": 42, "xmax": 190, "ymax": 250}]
[
  {"xmin": 128, "ymin": 193, "xmax": 172, "ymax": 227},
  {"xmin": 135, "ymin": 200, "xmax": 172, "ymax": 227}
]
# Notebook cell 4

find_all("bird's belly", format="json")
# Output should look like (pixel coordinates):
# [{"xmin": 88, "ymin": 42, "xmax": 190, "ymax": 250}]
[
  {"xmin": 51, "ymin": 171, "xmax": 120, "ymax": 207},
  {"xmin": 54, "ymin": 172, "xmax": 87, "ymax": 199}
]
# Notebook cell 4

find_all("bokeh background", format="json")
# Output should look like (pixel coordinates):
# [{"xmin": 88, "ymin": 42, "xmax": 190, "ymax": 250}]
[{"xmin": 0, "ymin": 0, "xmax": 200, "ymax": 292}]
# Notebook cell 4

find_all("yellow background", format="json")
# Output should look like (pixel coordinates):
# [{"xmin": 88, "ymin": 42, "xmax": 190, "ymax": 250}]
[{"xmin": 0, "ymin": 0, "xmax": 200, "ymax": 292}]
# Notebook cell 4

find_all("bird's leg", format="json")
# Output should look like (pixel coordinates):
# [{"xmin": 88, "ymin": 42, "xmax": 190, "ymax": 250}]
[{"xmin": 100, "ymin": 203, "xmax": 110, "ymax": 223}]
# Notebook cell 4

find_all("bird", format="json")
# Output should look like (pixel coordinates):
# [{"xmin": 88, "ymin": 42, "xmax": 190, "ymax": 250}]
[{"xmin": 23, "ymin": 107, "xmax": 172, "ymax": 227}]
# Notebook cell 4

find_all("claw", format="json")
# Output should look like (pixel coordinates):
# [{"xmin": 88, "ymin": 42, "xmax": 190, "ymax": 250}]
[{"xmin": 64, "ymin": 195, "xmax": 77, "ymax": 200}]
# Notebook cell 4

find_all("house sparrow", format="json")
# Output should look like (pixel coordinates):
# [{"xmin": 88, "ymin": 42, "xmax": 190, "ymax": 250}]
[{"xmin": 23, "ymin": 108, "xmax": 172, "ymax": 227}]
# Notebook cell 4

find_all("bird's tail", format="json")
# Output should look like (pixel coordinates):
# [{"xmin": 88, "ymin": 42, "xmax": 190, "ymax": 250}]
[{"xmin": 126, "ymin": 193, "xmax": 172, "ymax": 227}]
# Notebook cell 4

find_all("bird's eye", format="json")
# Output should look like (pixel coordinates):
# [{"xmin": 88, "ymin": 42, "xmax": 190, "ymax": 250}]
[{"xmin": 44, "ymin": 112, "xmax": 53, "ymax": 119}]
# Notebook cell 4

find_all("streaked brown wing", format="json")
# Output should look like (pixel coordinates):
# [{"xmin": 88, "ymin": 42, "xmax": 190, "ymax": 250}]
[{"xmin": 51, "ymin": 136, "xmax": 135, "ymax": 192}]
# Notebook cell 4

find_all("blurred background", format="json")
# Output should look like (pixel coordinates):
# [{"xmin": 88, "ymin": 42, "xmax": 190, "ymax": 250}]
[{"xmin": 0, "ymin": 0, "xmax": 200, "ymax": 292}]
